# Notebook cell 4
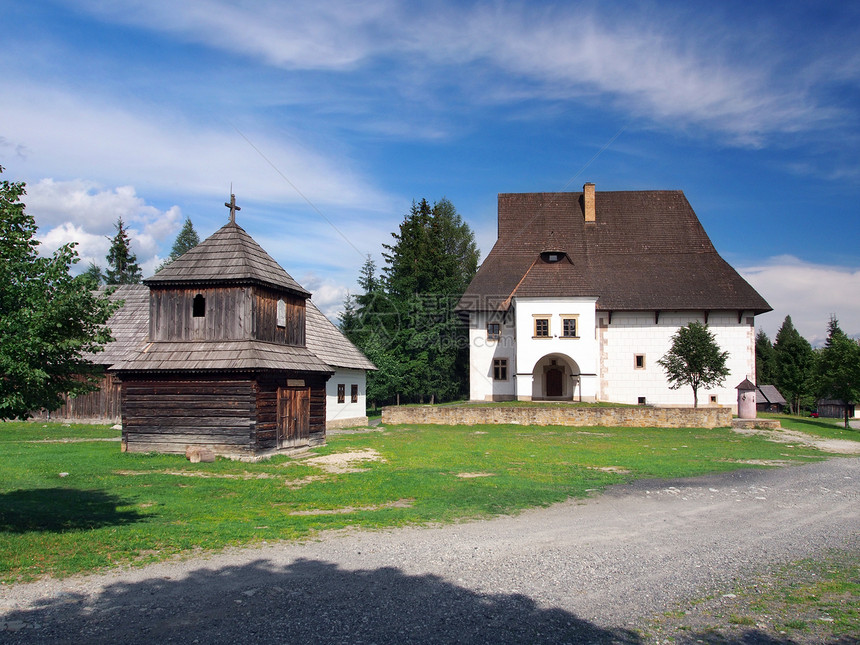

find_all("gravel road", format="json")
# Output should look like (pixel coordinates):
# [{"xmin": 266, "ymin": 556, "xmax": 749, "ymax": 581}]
[{"xmin": 2, "ymin": 457, "xmax": 858, "ymax": 644}]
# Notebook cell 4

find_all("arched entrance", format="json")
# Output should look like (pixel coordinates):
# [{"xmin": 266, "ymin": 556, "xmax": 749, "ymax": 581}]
[{"xmin": 531, "ymin": 354, "xmax": 581, "ymax": 401}]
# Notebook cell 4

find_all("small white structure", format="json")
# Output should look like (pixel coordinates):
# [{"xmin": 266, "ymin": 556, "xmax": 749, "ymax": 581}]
[
  {"xmin": 457, "ymin": 185, "xmax": 772, "ymax": 412},
  {"xmin": 736, "ymin": 378, "xmax": 757, "ymax": 419},
  {"xmin": 305, "ymin": 300, "xmax": 376, "ymax": 428}
]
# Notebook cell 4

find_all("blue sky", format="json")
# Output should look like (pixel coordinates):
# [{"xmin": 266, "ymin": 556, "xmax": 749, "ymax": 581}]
[{"xmin": 3, "ymin": 0, "xmax": 859, "ymax": 345}]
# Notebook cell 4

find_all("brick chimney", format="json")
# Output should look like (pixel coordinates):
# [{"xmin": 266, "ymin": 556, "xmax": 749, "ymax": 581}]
[{"xmin": 583, "ymin": 182, "xmax": 595, "ymax": 222}]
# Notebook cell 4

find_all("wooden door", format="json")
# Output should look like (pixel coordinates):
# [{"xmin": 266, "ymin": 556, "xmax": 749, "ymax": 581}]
[
  {"xmin": 277, "ymin": 386, "xmax": 310, "ymax": 448},
  {"xmin": 545, "ymin": 368, "xmax": 563, "ymax": 397}
]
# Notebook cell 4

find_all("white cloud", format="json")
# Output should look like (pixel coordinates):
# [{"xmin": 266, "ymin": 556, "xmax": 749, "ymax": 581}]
[
  {"xmin": 302, "ymin": 272, "xmax": 349, "ymax": 323},
  {"xmin": 68, "ymin": 1, "xmax": 843, "ymax": 145},
  {"xmin": 1, "ymin": 82, "xmax": 393, "ymax": 210},
  {"xmin": 29, "ymin": 179, "xmax": 182, "ymax": 275},
  {"xmin": 740, "ymin": 257, "xmax": 860, "ymax": 346}
]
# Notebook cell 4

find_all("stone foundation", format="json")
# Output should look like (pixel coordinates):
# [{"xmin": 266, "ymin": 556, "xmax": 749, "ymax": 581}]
[
  {"xmin": 382, "ymin": 405, "xmax": 732, "ymax": 428},
  {"xmin": 326, "ymin": 416, "xmax": 370, "ymax": 430}
]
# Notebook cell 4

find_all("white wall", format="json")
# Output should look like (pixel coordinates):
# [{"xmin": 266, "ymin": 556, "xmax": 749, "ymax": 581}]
[
  {"xmin": 599, "ymin": 311, "xmax": 756, "ymax": 410},
  {"xmin": 513, "ymin": 297, "xmax": 599, "ymax": 400},
  {"xmin": 326, "ymin": 368, "xmax": 367, "ymax": 424},
  {"xmin": 468, "ymin": 310, "xmax": 516, "ymax": 400}
]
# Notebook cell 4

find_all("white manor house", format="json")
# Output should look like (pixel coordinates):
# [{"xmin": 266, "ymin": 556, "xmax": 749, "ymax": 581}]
[{"xmin": 456, "ymin": 184, "xmax": 771, "ymax": 410}]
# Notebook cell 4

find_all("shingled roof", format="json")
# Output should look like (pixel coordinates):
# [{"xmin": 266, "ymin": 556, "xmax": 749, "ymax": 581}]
[
  {"xmin": 145, "ymin": 221, "xmax": 310, "ymax": 297},
  {"xmin": 109, "ymin": 339, "xmax": 331, "ymax": 373},
  {"xmin": 457, "ymin": 190, "xmax": 771, "ymax": 313},
  {"xmin": 87, "ymin": 284, "xmax": 149, "ymax": 366},
  {"xmin": 305, "ymin": 300, "xmax": 376, "ymax": 371}
]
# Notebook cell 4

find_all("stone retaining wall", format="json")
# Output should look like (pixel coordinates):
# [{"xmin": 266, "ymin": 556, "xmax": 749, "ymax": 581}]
[{"xmin": 382, "ymin": 405, "xmax": 732, "ymax": 428}]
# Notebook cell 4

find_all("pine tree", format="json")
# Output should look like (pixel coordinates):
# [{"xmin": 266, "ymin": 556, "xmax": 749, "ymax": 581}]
[
  {"xmin": 773, "ymin": 315, "xmax": 815, "ymax": 414},
  {"xmin": 816, "ymin": 316, "xmax": 860, "ymax": 428},
  {"xmin": 755, "ymin": 329, "xmax": 776, "ymax": 385},
  {"xmin": 156, "ymin": 216, "xmax": 200, "ymax": 272},
  {"xmin": 380, "ymin": 198, "xmax": 479, "ymax": 403},
  {"xmin": 105, "ymin": 217, "xmax": 142, "ymax": 284},
  {"xmin": 170, "ymin": 216, "xmax": 200, "ymax": 259},
  {"xmin": 80, "ymin": 262, "xmax": 105, "ymax": 290}
]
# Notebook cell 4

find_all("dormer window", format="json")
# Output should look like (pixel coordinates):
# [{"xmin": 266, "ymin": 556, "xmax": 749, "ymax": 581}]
[
  {"xmin": 541, "ymin": 251, "xmax": 566, "ymax": 263},
  {"xmin": 192, "ymin": 294, "xmax": 205, "ymax": 318}
]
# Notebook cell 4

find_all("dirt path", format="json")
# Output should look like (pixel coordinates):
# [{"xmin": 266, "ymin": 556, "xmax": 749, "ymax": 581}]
[
  {"xmin": 731, "ymin": 423, "xmax": 860, "ymax": 454},
  {"xmin": 1, "ymin": 456, "xmax": 857, "ymax": 644}
]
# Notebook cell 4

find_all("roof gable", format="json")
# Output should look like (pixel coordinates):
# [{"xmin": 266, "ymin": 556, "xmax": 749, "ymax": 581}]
[{"xmin": 145, "ymin": 221, "xmax": 310, "ymax": 297}]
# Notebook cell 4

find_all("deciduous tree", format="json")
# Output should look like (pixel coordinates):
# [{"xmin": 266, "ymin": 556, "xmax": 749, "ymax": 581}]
[
  {"xmin": 0, "ymin": 167, "xmax": 117, "ymax": 419},
  {"xmin": 657, "ymin": 321, "xmax": 730, "ymax": 408}
]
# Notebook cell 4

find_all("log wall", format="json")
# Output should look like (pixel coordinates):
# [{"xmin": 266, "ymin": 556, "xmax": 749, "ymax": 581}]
[
  {"xmin": 121, "ymin": 376, "xmax": 257, "ymax": 455},
  {"xmin": 31, "ymin": 372, "xmax": 122, "ymax": 423},
  {"xmin": 121, "ymin": 373, "xmax": 327, "ymax": 456}
]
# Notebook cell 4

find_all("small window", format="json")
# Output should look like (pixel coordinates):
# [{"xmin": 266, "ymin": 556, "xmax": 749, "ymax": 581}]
[
  {"xmin": 634, "ymin": 354, "xmax": 645, "ymax": 369},
  {"xmin": 493, "ymin": 358, "xmax": 508, "ymax": 381},
  {"xmin": 351, "ymin": 384, "xmax": 358, "ymax": 403},
  {"xmin": 638, "ymin": 396, "xmax": 647, "ymax": 405},
  {"xmin": 277, "ymin": 299, "xmax": 286, "ymax": 327},
  {"xmin": 534, "ymin": 317, "xmax": 550, "ymax": 338},
  {"xmin": 710, "ymin": 395, "xmax": 718, "ymax": 404},
  {"xmin": 487, "ymin": 322, "xmax": 500, "ymax": 340},
  {"xmin": 337, "ymin": 384, "xmax": 345, "ymax": 404},
  {"xmin": 193, "ymin": 294, "xmax": 205, "ymax": 318},
  {"xmin": 562, "ymin": 317, "xmax": 578, "ymax": 338}
]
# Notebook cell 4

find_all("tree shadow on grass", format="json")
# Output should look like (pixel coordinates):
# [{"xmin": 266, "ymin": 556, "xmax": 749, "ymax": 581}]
[{"xmin": 0, "ymin": 488, "xmax": 144, "ymax": 533}]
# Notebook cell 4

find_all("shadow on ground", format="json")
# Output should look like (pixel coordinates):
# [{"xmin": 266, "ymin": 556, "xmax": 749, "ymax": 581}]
[
  {"xmin": 2, "ymin": 558, "xmax": 843, "ymax": 644},
  {"xmin": 0, "ymin": 488, "xmax": 144, "ymax": 533}
]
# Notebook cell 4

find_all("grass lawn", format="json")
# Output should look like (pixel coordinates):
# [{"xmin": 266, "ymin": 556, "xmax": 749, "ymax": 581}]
[
  {"xmin": 0, "ymin": 420, "xmax": 851, "ymax": 582},
  {"xmin": 762, "ymin": 412, "xmax": 860, "ymax": 440}
]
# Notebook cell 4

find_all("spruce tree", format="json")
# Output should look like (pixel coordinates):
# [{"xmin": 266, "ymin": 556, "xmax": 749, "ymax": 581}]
[
  {"xmin": 816, "ymin": 316, "xmax": 860, "ymax": 428},
  {"xmin": 170, "ymin": 216, "xmax": 200, "ymax": 259},
  {"xmin": 156, "ymin": 216, "xmax": 200, "ymax": 272},
  {"xmin": 755, "ymin": 329, "xmax": 776, "ymax": 385},
  {"xmin": 105, "ymin": 217, "xmax": 142, "ymax": 284},
  {"xmin": 773, "ymin": 315, "xmax": 815, "ymax": 414}
]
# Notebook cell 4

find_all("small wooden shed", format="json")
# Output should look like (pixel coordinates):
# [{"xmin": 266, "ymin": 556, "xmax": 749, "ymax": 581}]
[
  {"xmin": 111, "ymin": 206, "xmax": 333, "ymax": 457},
  {"xmin": 755, "ymin": 384, "xmax": 786, "ymax": 413}
]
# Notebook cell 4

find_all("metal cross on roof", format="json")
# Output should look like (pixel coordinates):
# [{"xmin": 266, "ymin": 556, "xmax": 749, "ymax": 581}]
[{"xmin": 225, "ymin": 193, "xmax": 241, "ymax": 223}]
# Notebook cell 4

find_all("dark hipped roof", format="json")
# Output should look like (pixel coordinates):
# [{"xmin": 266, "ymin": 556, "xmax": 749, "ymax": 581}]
[
  {"xmin": 457, "ymin": 190, "xmax": 771, "ymax": 313},
  {"xmin": 88, "ymin": 284, "xmax": 150, "ymax": 366},
  {"xmin": 756, "ymin": 385, "xmax": 786, "ymax": 405},
  {"xmin": 305, "ymin": 300, "xmax": 376, "ymax": 371},
  {"xmin": 145, "ymin": 221, "xmax": 310, "ymax": 297}
]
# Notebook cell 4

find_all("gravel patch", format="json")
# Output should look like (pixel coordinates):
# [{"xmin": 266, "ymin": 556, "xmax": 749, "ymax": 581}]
[{"xmin": 1, "ymin": 458, "xmax": 857, "ymax": 644}]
